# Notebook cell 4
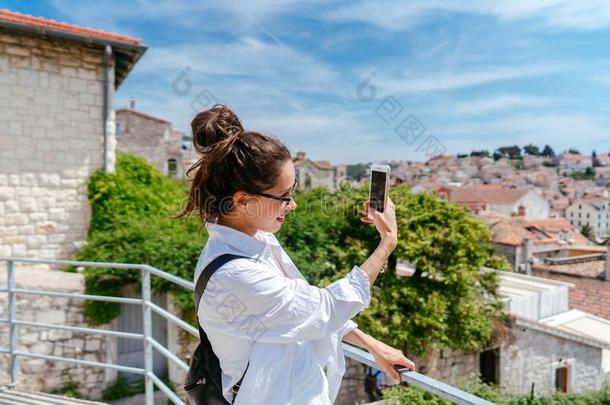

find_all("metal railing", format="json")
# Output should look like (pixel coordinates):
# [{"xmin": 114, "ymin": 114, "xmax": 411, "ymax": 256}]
[{"xmin": 0, "ymin": 257, "xmax": 493, "ymax": 405}]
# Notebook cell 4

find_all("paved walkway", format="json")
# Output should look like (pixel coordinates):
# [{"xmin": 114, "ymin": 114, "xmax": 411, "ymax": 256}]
[
  {"xmin": 0, "ymin": 387, "xmax": 105, "ymax": 405},
  {"xmin": 109, "ymin": 391, "xmax": 167, "ymax": 405}
]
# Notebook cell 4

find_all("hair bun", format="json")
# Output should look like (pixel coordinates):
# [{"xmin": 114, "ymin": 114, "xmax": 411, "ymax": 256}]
[{"xmin": 191, "ymin": 104, "xmax": 244, "ymax": 153}]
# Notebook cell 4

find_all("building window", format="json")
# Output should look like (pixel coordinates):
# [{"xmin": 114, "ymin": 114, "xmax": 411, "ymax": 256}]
[
  {"xmin": 167, "ymin": 159, "xmax": 177, "ymax": 178},
  {"xmin": 555, "ymin": 366, "xmax": 569, "ymax": 393},
  {"xmin": 116, "ymin": 122, "xmax": 122, "ymax": 139}
]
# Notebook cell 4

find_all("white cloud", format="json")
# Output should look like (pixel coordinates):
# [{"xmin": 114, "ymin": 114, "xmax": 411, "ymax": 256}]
[
  {"xmin": 373, "ymin": 64, "xmax": 565, "ymax": 93},
  {"xmin": 323, "ymin": 0, "xmax": 610, "ymax": 32},
  {"xmin": 439, "ymin": 94, "xmax": 558, "ymax": 116}
]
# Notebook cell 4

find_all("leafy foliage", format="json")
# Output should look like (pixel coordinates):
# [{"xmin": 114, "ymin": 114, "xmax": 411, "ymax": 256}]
[
  {"xmin": 72, "ymin": 153, "xmax": 205, "ymax": 325},
  {"xmin": 381, "ymin": 378, "xmax": 610, "ymax": 404}
]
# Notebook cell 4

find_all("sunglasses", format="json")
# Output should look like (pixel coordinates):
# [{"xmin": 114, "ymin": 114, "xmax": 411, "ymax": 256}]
[{"xmin": 252, "ymin": 178, "xmax": 298, "ymax": 203}]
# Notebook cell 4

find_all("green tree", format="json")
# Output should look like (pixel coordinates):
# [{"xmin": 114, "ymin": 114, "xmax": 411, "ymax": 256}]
[
  {"xmin": 523, "ymin": 144, "xmax": 540, "ymax": 156},
  {"xmin": 541, "ymin": 144, "xmax": 555, "ymax": 157},
  {"xmin": 593, "ymin": 150, "xmax": 602, "ymax": 167},
  {"xmin": 581, "ymin": 223, "xmax": 593, "ymax": 239},
  {"xmin": 470, "ymin": 150, "xmax": 490, "ymax": 158},
  {"xmin": 495, "ymin": 145, "xmax": 521, "ymax": 159}
]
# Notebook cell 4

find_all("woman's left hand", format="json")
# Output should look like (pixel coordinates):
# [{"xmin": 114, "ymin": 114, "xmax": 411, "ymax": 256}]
[{"xmin": 368, "ymin": 339, "xmax": 415, "ymax": 382}]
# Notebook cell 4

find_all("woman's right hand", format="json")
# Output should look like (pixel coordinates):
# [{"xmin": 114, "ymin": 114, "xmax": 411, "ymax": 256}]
[{"xmin": 360, "ymin": 197, "xmax": 398, "ymax": 248}]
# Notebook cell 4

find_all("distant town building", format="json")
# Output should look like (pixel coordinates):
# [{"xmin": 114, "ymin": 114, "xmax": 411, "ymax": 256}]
[
  {"xmin": 293, "ymin": 151, "xmax": 335, "ymax": 191},
  {"xmin": 595, "ymin": 166, "xmax": 610, "ymax": 187},
  {"xmin": 596, "ymin": 153, "xmax": 610, "ymax": 167},
  {"xmin": 566, "ymin": 197, "xmax": 610, "ymax": 240},
  {"xmin": 478, "ymin": 214, "xmax": 590, "ymax": 271},
  {"xmin": 335, "ymin": 163, "xmax": 347, "ymax": 187},
  {"xmin": 116, "ymin": 99, "xmax": 186, "ymax": 179},
  {"xmin": 556, "ymin": 153, "xmax": 592, "ymax": 175},
  {"xmin": 447, "ymin": 185, "xmax": 550, "ymax": 218}
]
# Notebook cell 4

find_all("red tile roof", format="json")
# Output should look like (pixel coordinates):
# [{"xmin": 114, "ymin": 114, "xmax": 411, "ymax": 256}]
[
  {"xmin": 533, "ymin": 260, "xmax": 606, "ymax": 279},
  {"xmin": 0, "ymin": 9, "xmax": 142, "ymax": 45},
  {"xmin": 478, "ymin": 214, "xmax": 589, "ymax": 246},
  {"xmin": 535, "ymin": 271, "xmax": 610, "ymax": 320},
  {"xmin": 568, "ymin": 282, "xmax": 610, "ymax": 320},
  {"xmin": 450, "ymin": 186, "xmax": 530, "ymax": 205}
]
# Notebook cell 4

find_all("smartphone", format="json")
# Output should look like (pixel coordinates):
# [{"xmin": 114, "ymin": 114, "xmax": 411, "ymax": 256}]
[{"xmin": 368, "ymin": 164, "xmax": 391, "ymax": 219}]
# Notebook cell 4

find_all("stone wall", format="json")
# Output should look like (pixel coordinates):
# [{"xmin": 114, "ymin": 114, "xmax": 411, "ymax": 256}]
[
  {"xmin": 0, "ymin": 265, "xmax": 112, "ymax": 399},
  {"xmin": 500, "ymin": 323, "xmax": 607, "ymax": 395},
  {"xmin": 336, "ymin": 356, "xmax": 372, "ymax": 405},
  {"xmin": 0, "ymin": 26, "xmax": 115, "ymax": 261}
]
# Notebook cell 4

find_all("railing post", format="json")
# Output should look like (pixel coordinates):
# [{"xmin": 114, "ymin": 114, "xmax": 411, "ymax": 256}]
[
  {"xmin": 8, "ymin": 259, "xmax": 18, "ymax": 386},
  {"xmin": 141, "ymin": 267, "xmax": 154, "ymax": 405}
]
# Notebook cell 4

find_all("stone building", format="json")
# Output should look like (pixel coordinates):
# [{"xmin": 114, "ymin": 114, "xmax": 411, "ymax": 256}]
[
  {"xmin": 477, "ymin": 214, "xmax": 591, "ymax": 272},
  {"xmin": 293, "ymin": 151, "xmax": 335, "ymax": 191},
  {"xmin": 448, "ymin": 185, "xmax": 550, "ymax": 219},
  {"xmin": 116, "ymin": 99, "xmax": 186, "ymax": 179},
  {"xmin": 0, "ymin": 9, "xmax": 145, "ymax": 261},
  {"xmin": 566, "ymin": 197, "xmax": 610, "ymax": 240},
  {"xmin": 0, "ymin": 9, "xmax": 144, "ymax": 399}
]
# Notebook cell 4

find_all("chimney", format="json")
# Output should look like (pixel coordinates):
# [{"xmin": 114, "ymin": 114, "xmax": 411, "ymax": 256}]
[
  {"xmin": 295, "ymin": 151, "xmax": 306, "ymax": 161},
  {"xmin": 521, "ymin": 237, "xmax": 533, "ymax": 275},
  {"xmin": 129, "ymin": 97, "xmax": 136, "ymax": 110}
]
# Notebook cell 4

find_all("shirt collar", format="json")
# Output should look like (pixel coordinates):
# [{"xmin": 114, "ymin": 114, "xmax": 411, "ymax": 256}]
[{"xmin": 205, "ymin": 221, "xmax": 275, "ymax": 258}]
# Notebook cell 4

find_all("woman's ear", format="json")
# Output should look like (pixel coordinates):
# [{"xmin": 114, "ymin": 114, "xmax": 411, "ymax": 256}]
[{"xmin": 233, "ymin": 190, "xmax": 251, "ymax": 207}]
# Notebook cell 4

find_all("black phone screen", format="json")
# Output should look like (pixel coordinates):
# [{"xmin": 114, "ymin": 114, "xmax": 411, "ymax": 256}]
[{"xmin": 370, "ymin": 170, "xmax": 387, "ymax": 213}]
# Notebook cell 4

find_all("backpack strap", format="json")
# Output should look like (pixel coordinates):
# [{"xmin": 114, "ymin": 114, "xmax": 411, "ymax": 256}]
[{"xmin": 194, "ymin": 253, "xmax": 251, "ymax": 401}]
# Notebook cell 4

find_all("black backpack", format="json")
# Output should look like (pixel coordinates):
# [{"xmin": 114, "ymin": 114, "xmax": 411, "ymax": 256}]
[{"xmin": 184, "ymin": 253, "xmax": 251, "ymax": 405}]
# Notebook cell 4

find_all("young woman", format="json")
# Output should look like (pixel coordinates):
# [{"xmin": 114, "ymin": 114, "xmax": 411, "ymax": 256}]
[{"xmin": 181, "ymin": 105, "xmax": 415, "ymax": 405}]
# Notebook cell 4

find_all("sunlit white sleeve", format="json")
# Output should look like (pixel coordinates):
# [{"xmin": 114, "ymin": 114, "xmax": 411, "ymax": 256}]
[{"xmin": 198, "ymin": 259, "xmax": 371, "ymax": 344}]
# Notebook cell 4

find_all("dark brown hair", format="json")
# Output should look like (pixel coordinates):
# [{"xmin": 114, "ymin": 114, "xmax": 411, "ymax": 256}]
[{"xmin": 178, "ymin": 104, "xmax": 291, "ymax": 224}]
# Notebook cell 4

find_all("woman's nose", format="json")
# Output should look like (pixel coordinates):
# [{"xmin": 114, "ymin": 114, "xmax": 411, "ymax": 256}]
[{"xmin": 288, "ymin": 198, "xmax": 297, "ymax": 211}]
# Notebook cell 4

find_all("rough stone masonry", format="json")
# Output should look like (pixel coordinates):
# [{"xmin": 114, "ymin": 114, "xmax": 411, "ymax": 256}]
[{"xmin": 0, "ymin": 26, "xmax": 116, "ymax": 261}]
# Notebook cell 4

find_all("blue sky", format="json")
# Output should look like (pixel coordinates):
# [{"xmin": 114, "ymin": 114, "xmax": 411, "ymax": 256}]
[{"xmin": 7, "ymin": 1, "xmax": 610, "ymax": 164}]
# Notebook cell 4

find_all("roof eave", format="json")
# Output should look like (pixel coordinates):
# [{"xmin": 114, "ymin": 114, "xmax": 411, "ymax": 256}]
[{"xmin": 0, "ymin": 19, "xmax": 147, "ymax": 88}]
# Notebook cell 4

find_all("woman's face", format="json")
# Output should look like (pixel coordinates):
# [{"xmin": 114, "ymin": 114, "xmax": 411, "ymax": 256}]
[{"xmin": 239, "ymin": 159, "xmax": 298, "ymax": 234}]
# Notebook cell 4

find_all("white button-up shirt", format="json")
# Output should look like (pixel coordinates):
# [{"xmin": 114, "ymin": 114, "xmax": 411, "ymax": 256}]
[{"xmin": 195, "ymin": 221, "xmax": 372, "ymax": 404}]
